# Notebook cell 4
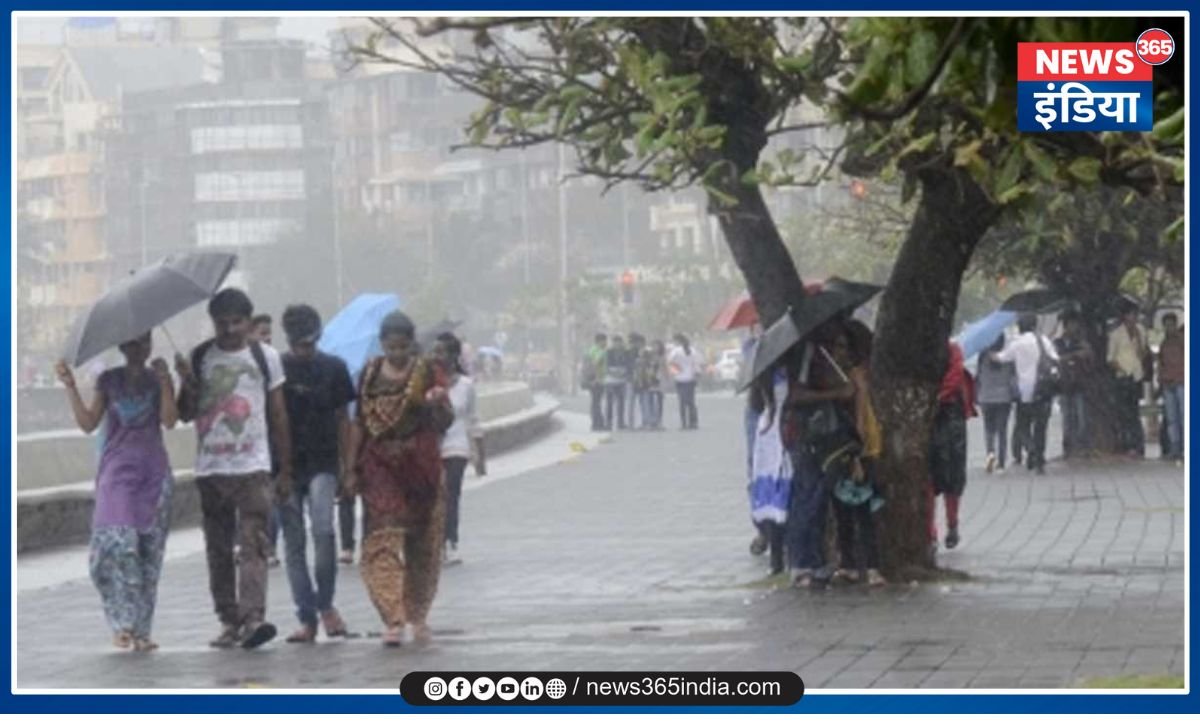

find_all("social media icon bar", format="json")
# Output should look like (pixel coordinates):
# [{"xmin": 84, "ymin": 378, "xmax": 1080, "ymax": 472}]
[
  {"xmin": 448, "ymin": 676, "xmax": 472, "ymax": 701},
  {"xmin": 472, "ymin": 676, "xmax": 496, "ymax": 701},
  {"xmin": 496, "ymin": 676, "xmax": 520, "ymax": 701},
  {"xmin": 423, "ymin": 676, "xmax": 447, "ymax": 701},
  {"xmin": 521, "ymin": 676, "xmax": 544, "ymax": 701}
]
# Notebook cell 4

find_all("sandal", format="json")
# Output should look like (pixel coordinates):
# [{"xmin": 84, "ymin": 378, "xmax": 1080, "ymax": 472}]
[
  {"xmin": 113, "ymin": 631, "xmax": 134, "ymax": 650},
  {"xmin": 411, "ymin": 623, "xmax": 432, "ymax": 646},
  {"xmin": 321, "ymin": 609, "xmax": 349, "ymax": 638},
  {"xmin": 286, "ymin": 624, "xmax": 317, "ymax": 643},
  {"xmin": 338, "ymin": 550, "xmax": 354, "ymax": 565},
  {"xmin": 133, "ymin": 637, "xmax": 159, "ymax": 652},
  {"xmin": 382, "ymin": 627, "xmax": 403, "ymax": 648}
]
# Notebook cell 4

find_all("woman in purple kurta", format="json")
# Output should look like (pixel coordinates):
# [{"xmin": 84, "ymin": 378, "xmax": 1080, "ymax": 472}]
[{"xmin": 57, "ymin": 332, "xmax": 179, "ymax": 652}]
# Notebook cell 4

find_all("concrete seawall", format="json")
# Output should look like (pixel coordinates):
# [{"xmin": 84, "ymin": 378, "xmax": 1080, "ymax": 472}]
[{"xmin": 17, "ymin": 384, "xmax": 558, "ymax": 552}]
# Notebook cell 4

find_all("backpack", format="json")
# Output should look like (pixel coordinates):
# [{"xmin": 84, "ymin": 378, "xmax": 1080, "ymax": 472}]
[
  {"xmin": 182, "ymin": 339, "xmax": 278, "ymax": 474},
  {"xmin": 1033, "ymin": 334, "xmax": 1062, "ymax": 401}
]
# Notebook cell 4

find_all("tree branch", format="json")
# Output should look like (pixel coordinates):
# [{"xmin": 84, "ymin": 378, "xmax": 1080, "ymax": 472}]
[{"xmin": 839, "ymin": 18, "xmax": 969, "ymax": 122}]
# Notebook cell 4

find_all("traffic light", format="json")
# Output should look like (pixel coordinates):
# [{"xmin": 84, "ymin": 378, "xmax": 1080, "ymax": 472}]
[{"xmin": 620, "ymin": 270, "xmax": 635, "ymax": 305}]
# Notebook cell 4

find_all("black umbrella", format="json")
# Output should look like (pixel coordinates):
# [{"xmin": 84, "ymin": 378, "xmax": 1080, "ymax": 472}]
[
  {"xmin": 1000, "ymin": 287, "xmax": 1064, "ymax": 313},
  {"xmin": 741, "ymin": 278, "xmax": 883, "ymax": 390},
  {"xmin": 63, "ymin": 252, "xmax": 237, "ymax": 366}
]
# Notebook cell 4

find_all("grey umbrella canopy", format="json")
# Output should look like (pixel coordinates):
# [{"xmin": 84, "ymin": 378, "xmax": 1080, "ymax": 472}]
[
  {"xmin": 63, "ymin": 252, "xmax": 237, "ymax": 366},
  {"xmin": 741, "ymin": 278, "xmax": 883, "ymax": 390}
]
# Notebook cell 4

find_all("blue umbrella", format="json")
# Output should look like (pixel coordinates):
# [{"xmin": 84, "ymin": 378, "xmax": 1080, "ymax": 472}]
[
  {"xmin": 318, "ymin": 293, "xmax": 401, "ymax": 383},
  {"xmin": 954, "ymin": 309, "xmax": 1017, "ymax": 359}
]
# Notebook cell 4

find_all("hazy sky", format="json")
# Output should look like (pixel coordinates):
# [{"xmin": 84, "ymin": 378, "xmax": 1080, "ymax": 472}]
[{"xmin": 17, "ymin": 15, "xmax": 339, "ymax": 48}]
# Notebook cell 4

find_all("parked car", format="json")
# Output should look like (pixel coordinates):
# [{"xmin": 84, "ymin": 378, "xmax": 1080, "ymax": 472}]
[{"xmin": 714, "ymin": 348, "xmax": 744, "ymax": 384}]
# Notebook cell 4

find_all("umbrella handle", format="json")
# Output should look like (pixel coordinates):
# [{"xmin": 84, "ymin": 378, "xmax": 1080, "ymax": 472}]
[
  {"xmin": 159, "ymin": 324, "xmax": 181, "ymax": 357},
  {"xmin": 817, "ymin": 345, "xmax": 850, "ymax": 383}
]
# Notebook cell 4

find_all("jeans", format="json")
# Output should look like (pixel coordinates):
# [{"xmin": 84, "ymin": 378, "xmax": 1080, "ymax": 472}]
[
  {"xmin": 626, "ymin": 382, "xmax": 639, "ymax": 428},
  {"xmin": 1163, "ymin": 383, "xmax": 1185, "ymax": 459},
  {"xmin": 280, "ymin": 471, "xmax": 339, "ymax": 626},
  {"xmin": 198, "ymin": 472, "xmax": 272, "ymax": 627},
  {"xmin": 786, "ymin": 449, "xmax": 830, "ymax": 574},
  {"xmin": 588, "ymin": 383, "xmax": 605, "ymax": 430},
  {"xmin": 647, "ymin": 390, "xmax": 664, "ymax": 427},
  {"xmin": 605, "ymin": 382, "xmax": 627, "ymax": 430},
  {"xmin": 443, "ymin": 457, "xmax": 468, "ymax": 546},
  {"xmin": 676, "ymin": 381, "xmax": 699, "ymax": 429},
  {"xmin": 338, "ymin": 495, "xmax": 357, "ymax": 554},
  {"xmin": 1059, "ymin": 391, "xmax": 1089, "ymax": 456},
  {"xmin": 981, "ymin": 402, "xmax": 1011, "ymax": 467},
  {"xmin": 1115, "ymin": 376, "xmax": 1145, "ymax": 455},
  {"xmin": 1014, "ymin": 399, "xmax": 1052, "ymax": 469}
]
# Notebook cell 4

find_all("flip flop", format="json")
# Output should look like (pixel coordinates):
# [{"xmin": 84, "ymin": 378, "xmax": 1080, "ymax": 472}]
[{"xmin": 240, "ymin": 622, "xmax": 277, "ymax": 650}]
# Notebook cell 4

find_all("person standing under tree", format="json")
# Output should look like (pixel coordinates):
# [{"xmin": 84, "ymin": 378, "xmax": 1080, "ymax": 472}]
[
  {"xmin": 277, "ymin": 304, "xmax": 354, "ymax": 644},
  {"xmin": 56, "ymin": 333, "xmax": 178, "ymax": 652},
  {"xmin": 604, "ymin": 336, "xmax": 631, "ymax": 431},
  {"xmin": 581, "ymin": 334, "xmax": 608, "ymax": 431},
  {"xmin": 1157, "ymin": 312, "xmax": 1185, "ymax": 464},
  {"xmin": 175, "ymin": 288, "xmax": 292, "ymax": 650},
  {"xmin": 1054, "ymin": 310, "xmax": 1095, "ymax": 459},
  {"xmin": 1107, "ymin": 303, "xmax": 1150, "ymax": 458},
  {"xmin": 929, "ymin": 341, "xmax": 977, "ymax": 552}
]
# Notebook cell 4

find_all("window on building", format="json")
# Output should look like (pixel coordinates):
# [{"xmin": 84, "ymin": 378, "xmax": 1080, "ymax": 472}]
[
  {"xmin": 194, "ymin": 170, "xmax": 307, "ymax": 202},
  {"xmin": 195, "ymin": 217, "xmax": 299, "ymax": 248}
]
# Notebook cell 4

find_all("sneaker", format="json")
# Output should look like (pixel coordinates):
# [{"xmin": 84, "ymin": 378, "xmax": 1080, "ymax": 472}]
[
  {"xmin": 985, "ymin": 453, "xmax": 996, "ymax": 474},
  {"xmin": 239, "ymin": 620, "xmax": 277, "ymax": 650},
  {"xmin": 209, "ymin": 624, "xmax": 241, "ymax": 649},
  {"xmin": 321, "ymin": 608, "xmax": 349, "ymax": 638},
  {"xmin": 945, "ymin": 528, "xmax": 960, "ymax": 550},
  {"xmin": 866, "ymin": 569, "xmax": 887, "ymax": 587}
]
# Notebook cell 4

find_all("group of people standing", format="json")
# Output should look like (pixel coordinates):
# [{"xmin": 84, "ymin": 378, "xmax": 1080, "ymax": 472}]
[
  {"xmin": 581, "ymin": 332, "xmax": 706, "ymax": 432},
  {"xmin": 744, "ymin": 318, "xmax": 890, "ymax": 588},
  {"xmin": 58, "ymin": 288, "xmax": 479, "ymax": 651}
]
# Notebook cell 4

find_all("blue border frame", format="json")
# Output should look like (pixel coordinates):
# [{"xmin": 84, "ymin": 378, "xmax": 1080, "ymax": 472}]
[{"xmin": 3, "ymin": 1, "xmax": 1194, "ymax": 714}]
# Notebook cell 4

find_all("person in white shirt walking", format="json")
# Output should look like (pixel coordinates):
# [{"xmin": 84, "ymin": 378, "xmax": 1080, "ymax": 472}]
[
  {"xmin": 668, "ymin": 334, "xmax": 704, "ymax": 430},
  {"xmin": 992, "ymin": 314, "xmax": 1059, "ymax": 474},
  {"xmin": 432, "ymin": 332, "xmax": 480, "ymax": 565}
]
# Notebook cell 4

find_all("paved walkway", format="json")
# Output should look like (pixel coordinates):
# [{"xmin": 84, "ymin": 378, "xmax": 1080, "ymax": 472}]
[{"xmin": 15, "ymin": 394, "xmax": 1185, "ymax": 690}]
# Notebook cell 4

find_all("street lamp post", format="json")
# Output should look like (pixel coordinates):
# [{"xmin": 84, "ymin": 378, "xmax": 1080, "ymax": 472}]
[{"xmin": 556, "ymin": 143, "xmax": 570, "ymax": 394}]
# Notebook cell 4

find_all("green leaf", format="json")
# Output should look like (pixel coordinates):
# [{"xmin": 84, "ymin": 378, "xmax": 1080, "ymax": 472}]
[
  {"xmin": 953, "ymin": 139, "xmax": 984, "ymax": 168},
  {"xmin": 993, "ymin": 146, "xmax": 1023, "ymax": 196},
  {"xmin": 898, "ymin": 131, "xmax": 938, "ymax": 160},
  {"xmin": 996, "ymin": 182, "xmax": 1032, "ymax": 205},
  {"xmin": 905, "ymin": 29, "xmax": 940, "ymax": 87},
  {"xmin": 1152, "ymin": 106, "xmax": 1185, "ymax": 143},
  {"xmin": 1022, "ymin": 142, "xmax": 1058, "ymax": 182},
  {"xmin": 1066, "ymin": 157, "xmax": 1101, "ymax": 184},
  {"xmin": 777, "ymin": 54, "xmax": 811, "ymax": 74}
]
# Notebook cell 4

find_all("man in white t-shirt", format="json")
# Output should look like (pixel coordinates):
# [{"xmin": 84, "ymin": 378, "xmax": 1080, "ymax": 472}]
[
  {"xmin": 668, "ymin": 334, "xmax": 705, "ymax": 429},
  {"xmin": 993, "ymin": 313, "xmax": 1059, "ymax": 474},
  {"xmin": 176, "ymin": 288, "xmax": 292, "ymax": 650}
]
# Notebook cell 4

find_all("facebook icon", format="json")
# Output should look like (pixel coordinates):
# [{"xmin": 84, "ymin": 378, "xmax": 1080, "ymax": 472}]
[{"xmin": 448, "ymin": 677, "xmax": 472, "ymax": 701}]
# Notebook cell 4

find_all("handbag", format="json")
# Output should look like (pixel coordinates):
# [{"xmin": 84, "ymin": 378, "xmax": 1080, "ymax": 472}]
[
  {"xmin": 792, "ymin": 400, "xmax": 863, "ymax": 476},
  {"xmin": 1034, "ymin": 334, "xmax": 1062, "ymax": 400}
]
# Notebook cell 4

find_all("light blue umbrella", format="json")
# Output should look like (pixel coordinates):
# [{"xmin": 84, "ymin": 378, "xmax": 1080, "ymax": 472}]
[
  {"xmin": 954, "ymin": 309, "xmax": 1017, "ymax": 359},
  {"xmin": 318, "ymin": 293, "xmax": 401, "ymax": 383}
]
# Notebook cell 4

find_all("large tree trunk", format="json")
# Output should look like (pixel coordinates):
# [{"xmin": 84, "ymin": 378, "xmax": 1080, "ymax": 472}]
[
  {"xmin": 710, "ymin": 181, "xmax": 809, "ymax": 326},
  {"xmin": 871, "ymin": 166, "xmax": 998, "ymax": 577}
]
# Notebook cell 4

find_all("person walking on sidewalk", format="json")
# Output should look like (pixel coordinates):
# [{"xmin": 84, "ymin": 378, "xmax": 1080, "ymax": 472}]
[
  {"xmin": 342, "ymin": 312, "xmax": 454, "ymax": 647},
  {"xmin": 1157, "ymin": 312, "xmax": 1185, "ymax": 463},
  {"xmin": 175, "ymin": 288, "xmax": 292, "ymax": 650},
  {"xmin": 669, "ymin": 334, "xmax": 703, "ymax": 430},
  {"xmin": 993, "ymin": 314, "xmax": 1058, "ymax": 474},
  {"xmin": 432, "ymin": 332, "xmax": 480, "ymax": 565},
  {"xmin": 277, "ymin": 305, "xmax": 355, "ymax": 644},
  {"xmin": 976, "ymin": 335, "xmax": 1016, "ymax": 473},
  {"xmin": 56, "ymin": 332, "xmax": 178, "ymax": 652}
]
